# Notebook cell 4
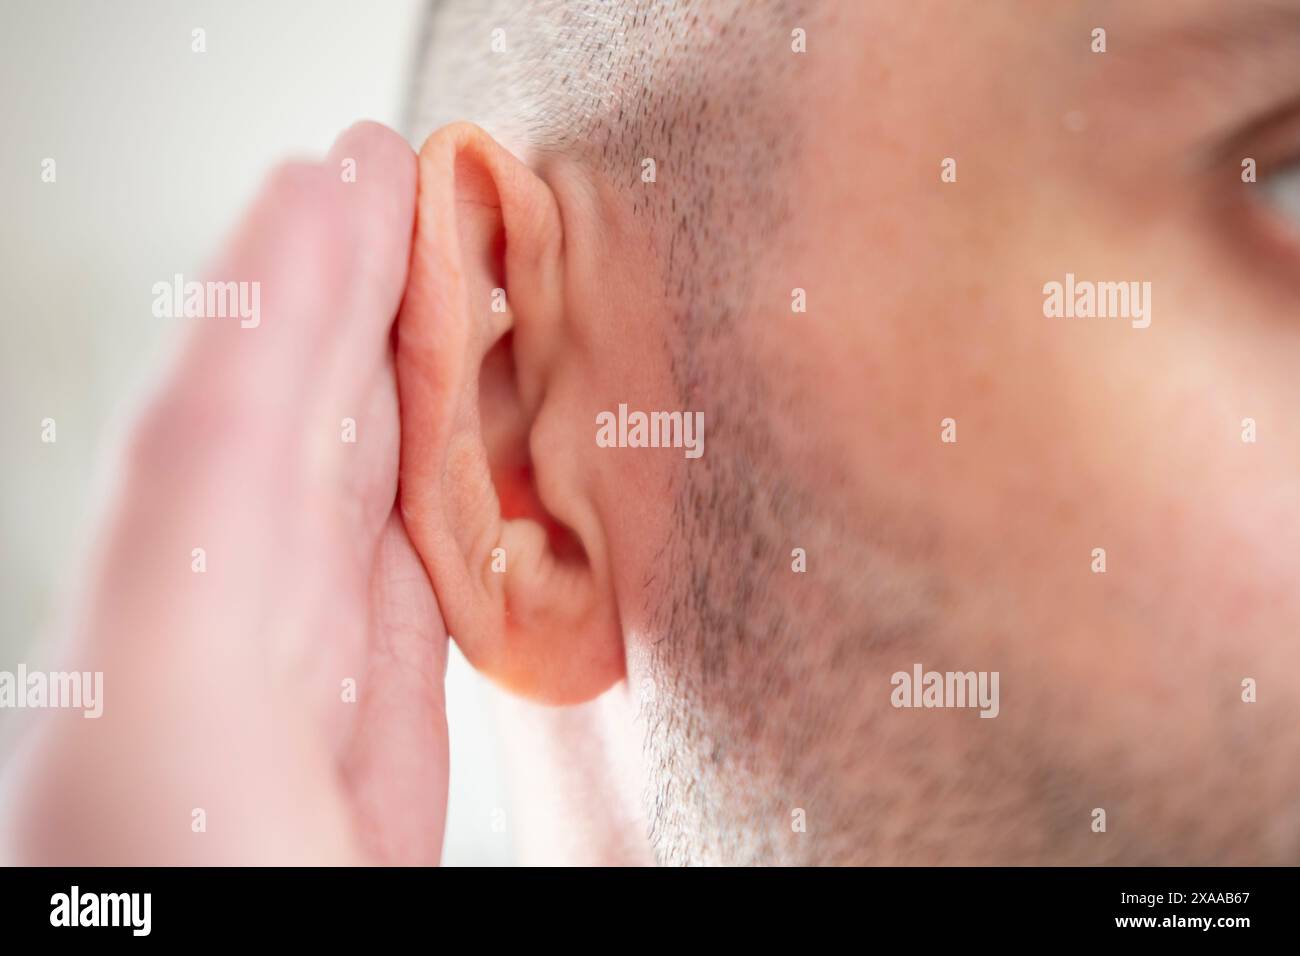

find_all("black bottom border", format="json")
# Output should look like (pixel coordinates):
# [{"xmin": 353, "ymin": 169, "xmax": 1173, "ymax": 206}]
[{"xmin": 0, "ymin": 866, "xmax": 1291, "ymax": 942}]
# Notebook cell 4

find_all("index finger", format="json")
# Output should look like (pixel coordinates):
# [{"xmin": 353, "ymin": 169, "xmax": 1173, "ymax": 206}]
[{"xmin": 154, "ymin": 122, "xmax": 417, "ymax": 441}]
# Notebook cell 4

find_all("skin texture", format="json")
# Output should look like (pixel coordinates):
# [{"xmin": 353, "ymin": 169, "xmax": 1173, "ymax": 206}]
[
  {"xmin": 0, "ymin": 124, "xmax": 449, "ymax": 865},
  {"xmin": 403, "ymin": 0, "xmax": 1300, "ymax": 864},
  {"xmin": 6, "ymin": 0, "xmax": 1300, "ymax": 867}
]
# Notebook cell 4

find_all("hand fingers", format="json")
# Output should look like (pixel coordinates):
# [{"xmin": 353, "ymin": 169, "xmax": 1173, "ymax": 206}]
[
  {"xmin": 153, "ymin": 121, "xmax": 417, "ymax": 454},
  {"xmin": 321, "ymin": 121, "xmax": 419, "ymax": 400},
  {"xmin": 339, "ymin": 513, "xmax": 450, "ymax": 865},
  {"xmin": 89, "ymin": 123, "xmax": 417, "ymax": 648}
]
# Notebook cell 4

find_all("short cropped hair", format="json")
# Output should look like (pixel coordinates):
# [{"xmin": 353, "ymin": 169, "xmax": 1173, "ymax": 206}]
[
  {"xmin": 407, "ymin": 0, "xmax": 812, "ymax": 341},
  {"xmin": 408, "ymin": 1, "xmax": 826, "ymax": 863}
]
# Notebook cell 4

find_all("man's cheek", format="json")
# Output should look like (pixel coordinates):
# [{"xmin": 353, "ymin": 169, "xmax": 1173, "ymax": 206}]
[{"xmin": 1209, "ymin": 483, "xmax": 1300, "ymax": 631}]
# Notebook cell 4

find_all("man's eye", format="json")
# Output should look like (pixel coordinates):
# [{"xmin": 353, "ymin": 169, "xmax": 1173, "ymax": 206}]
[{"xmin": 1259, "ymin": 161, "xmax": 1300, "ymax": 231}]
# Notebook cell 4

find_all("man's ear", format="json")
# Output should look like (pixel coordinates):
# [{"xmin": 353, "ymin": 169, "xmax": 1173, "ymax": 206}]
[{"xmin": 396, "ymin": 122, "xmax": 624, "ymax": 705}]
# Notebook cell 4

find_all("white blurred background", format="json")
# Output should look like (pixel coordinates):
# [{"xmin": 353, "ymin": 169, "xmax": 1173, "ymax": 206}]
[{"xmin": 0, "ymin": 0, "xmax": 515, "ymax": 866}]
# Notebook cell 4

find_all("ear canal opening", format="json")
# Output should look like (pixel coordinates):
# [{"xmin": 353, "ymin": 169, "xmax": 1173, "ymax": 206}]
[{"xmin": 479, "ymin": 330, "xmax": 587, "ymax": 569}]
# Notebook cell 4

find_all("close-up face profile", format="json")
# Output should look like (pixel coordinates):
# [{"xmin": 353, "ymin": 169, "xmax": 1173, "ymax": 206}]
[
  {"xmin": 1, "ymin": 0, "xmax": 1298, "ymax": 903},
  {"xmin": 400, "ymin": 0, "xmax": 1300, "ymax": 864}
]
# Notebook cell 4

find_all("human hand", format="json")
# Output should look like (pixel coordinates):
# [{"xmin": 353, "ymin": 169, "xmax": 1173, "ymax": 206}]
[{"xmin": 2, "ymin": 122, "xmax": 448, "ymax": 865}]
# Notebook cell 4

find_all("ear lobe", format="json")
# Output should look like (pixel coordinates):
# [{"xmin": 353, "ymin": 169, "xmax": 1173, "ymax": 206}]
[{"xmin": 396, "ymin": 122, "xmax": 625, "ymax": 705}]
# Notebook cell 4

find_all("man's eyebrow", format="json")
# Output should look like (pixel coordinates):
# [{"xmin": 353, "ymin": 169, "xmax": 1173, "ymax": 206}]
[
  {"xmin": 1174, "ymin": 0, "xmax": 1300, "ymax": 91},
  {"xmin": 1164, "ymin": 0, "xmax": 1300, "ymax": 52},
  {"xmin": 1096, "ymin": 0, "xmax": 1300, "ymax": 143}
]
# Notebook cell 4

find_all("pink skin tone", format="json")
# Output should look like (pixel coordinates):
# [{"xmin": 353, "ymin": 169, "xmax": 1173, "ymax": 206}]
[
  {"xmin": 7, "ymin": 1, "xmax": 1300, "ymax": 867},
  {"xmin": 1, "ymin": 123, "xmax": 447, "ymax": 865}
]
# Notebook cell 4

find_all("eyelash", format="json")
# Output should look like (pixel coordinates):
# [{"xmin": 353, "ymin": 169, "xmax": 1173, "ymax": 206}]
[{"xmin": 1222, "ymin": 110, "xmax": 1300, "ymax": 275}]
